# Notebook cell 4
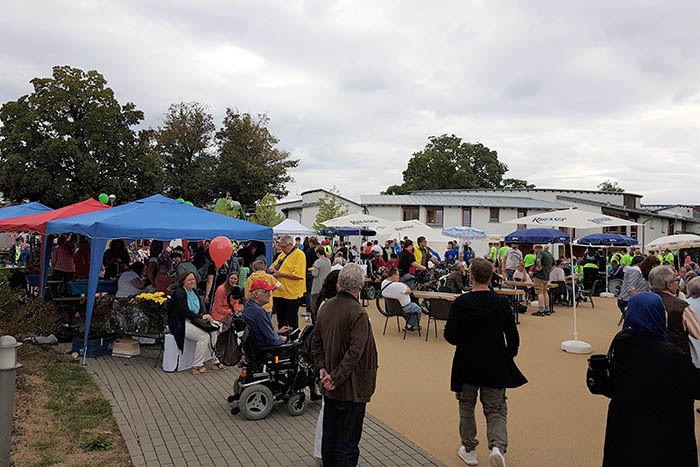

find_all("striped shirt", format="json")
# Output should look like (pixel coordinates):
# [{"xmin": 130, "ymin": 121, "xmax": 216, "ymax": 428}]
[
  {"xmin": 618, "ymin": 266, "xmax": 649, "ymax": 302},
  {"xmin": 51, "ymin": 244, "xmax": 75, "ymax": 273}
]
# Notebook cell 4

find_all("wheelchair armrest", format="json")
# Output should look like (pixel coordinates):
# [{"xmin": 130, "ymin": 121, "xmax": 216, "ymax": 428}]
[{"xmin": 260, "ymin": 342, "xmax": 295, "ymax": 352}]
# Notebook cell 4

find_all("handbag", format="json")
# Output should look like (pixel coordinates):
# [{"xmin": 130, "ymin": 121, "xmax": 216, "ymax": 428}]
[
  {"xmin": 586, "ymin": 351, "xmax": 613, "ymax": 398},
  {"xmin": 191, "ymin": 316, "xmax": 219, "ymax": 333}
]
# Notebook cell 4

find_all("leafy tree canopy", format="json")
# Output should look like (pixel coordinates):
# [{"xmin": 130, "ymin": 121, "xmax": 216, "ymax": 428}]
[
  {"xmin": 250, "ymin": 194, "xmax": 284, "ymax": 227},
  {"xmin": 215, "ymin": 109, "xmax": 299, "ymax": 208},
  {"xmin": 384, "ymin": 134, "xmax": 533, "ymax": 194},
  {"xmin": 157, "ymin": 102, "xmax": 217, "ymax": 206},
  {"xmin": 597, "ymin": 180, "xmax": 625, "ymax": 192},
  {"xmin": 314, "ymin": 187, "xmax": 349, "ymax": 231},
  {"xmin": 0, "ymin": 65, "xmax": 161, "ymax": 207}
]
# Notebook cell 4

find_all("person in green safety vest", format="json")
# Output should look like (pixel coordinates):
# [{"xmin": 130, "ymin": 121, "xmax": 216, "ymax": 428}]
[
  {"xmin": 523, "ymin": 250, "xmax": 536, "ymax": 269},
  {"xmin": 488, "ymin": 243, "xmax": 498, "ymax": 261},
  {"xmin": 498, "ymin": 244, "xmax": 509, "ymax": 268},
  {"xmin": 620, "ymin": 250, "xmax": 632, "ymax": 267},
  {"xmin": 574, "ymin": 262, "xmax": 585, "ymax": 281},
  {"xmin": 665, "ymin": 250, "xmax": 675, "ymax": 265}
]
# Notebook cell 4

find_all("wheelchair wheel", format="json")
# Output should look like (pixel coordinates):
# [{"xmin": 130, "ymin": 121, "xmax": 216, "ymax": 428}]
[
  {"xmin": 239, "ymin": 385, "xmax": 275, "ymax": 420},
  {"xmin": 366, "ymin": 286, "xmax": 377, "ymax": 300},
  {"xmin": 286, "ymin": 394, "xmax": 306, "ymax": 416}
]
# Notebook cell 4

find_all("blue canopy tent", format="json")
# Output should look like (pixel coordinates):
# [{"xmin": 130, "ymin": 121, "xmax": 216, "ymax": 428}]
[
  {"xmin": 575, "ymin": 233, "xmax": 638, "ymax": 296},
  {"xmin": 44, "ymin": 194, "xmax": 274, "ymax": 362},
  {"xmin": 319, "ymin": 227, "xmax": 376, "ymax": 237},
  {"xmin": 505, "ymin": 228, "xmax": 571, "ymax": 244},
  {"xmin": 575, "ymin": 233, "xmax": 638, "ymax": 247},
  {"xmin": 0, "ymin": 201, "xmax": 52, "ymax": 220}
]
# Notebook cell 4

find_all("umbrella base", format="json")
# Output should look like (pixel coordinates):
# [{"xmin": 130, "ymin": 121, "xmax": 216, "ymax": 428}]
[
  {"xmin": 599, "ymin": 292, "xmax": 614, "ymax": 298},
  {"xmin": 561, "ymin": 339, "xmax": 592, "ymax": 354}
]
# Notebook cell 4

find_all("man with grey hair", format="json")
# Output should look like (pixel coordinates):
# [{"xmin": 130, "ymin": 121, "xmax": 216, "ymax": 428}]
[
  {"xmin": 650, "ymin": 265, "xmax": 700, "ymax": 355},
  {"xmin": 312, "ymin": 264, "xmax": 378, "ymax": 466}
]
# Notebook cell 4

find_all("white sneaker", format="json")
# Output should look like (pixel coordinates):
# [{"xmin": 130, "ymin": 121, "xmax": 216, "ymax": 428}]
[
  {"xmin": 458, "ymin": 445, "xmax": 478, "ymax": 465},
  {"xmin": 489, "ymin": 447, "xmax": 505, "ymax": 467}
]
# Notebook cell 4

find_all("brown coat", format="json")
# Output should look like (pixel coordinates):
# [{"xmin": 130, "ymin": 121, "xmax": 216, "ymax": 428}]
[{"xmin": 311, "ymin": 291, "xmax": 378, "ymax": 403}]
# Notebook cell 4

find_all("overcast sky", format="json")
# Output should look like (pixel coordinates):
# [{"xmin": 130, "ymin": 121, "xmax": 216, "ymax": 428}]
[{"xmin": 2, "ymin": 1, "xmax": 700, "ymax": 204}]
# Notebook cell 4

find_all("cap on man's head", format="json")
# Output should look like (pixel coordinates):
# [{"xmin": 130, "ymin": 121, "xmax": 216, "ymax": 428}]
[{"xmin": 250, "ymin": 280, "xmax": 276, "ymax": 292}]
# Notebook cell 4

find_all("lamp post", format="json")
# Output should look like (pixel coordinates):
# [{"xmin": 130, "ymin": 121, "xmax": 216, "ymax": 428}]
[{"xmin": 0, "ymin": 335, "xmax": 22, "ymax": 467}]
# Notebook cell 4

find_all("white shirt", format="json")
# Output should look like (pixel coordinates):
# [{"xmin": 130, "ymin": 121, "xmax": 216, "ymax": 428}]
[
  {"xmin": 117, "ymin": 271, "xmax": 143, "ymax": 298},
  {"xmin": 512, "ymin": 270, "xmax": 531, "ymax": 282},
  {"xmin": 381, "ymin": 279, "xmax": 411, "ymax": 307},
  {"xmin": 504, "ymin": 248, "xmax": 523, "ymax": 270},
  {"xmin": 370, "ymin": 244, "xmax": 383, "ymax": 254},
  {"xmin": 549, "ymin": 267, "xmax": 566, "ymax": 283}
]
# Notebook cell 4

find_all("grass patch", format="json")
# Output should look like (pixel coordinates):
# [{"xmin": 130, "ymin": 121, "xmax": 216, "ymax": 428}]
[{"xmin": 11, "ymin": 345, "xmax": 131, "ymax": 467}]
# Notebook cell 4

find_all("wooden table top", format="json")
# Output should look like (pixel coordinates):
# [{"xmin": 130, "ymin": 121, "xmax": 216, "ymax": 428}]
[
  {"xmin": 503, "ymin": 280, "xmax": 557, "ymax": 289},
  {"xmin": 413, "ymin": 288, "xmax": 525, "ymax": 301}
]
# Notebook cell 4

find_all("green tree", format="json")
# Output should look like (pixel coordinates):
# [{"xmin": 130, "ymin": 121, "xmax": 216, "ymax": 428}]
[
  {"xmin": 214, "ymin": 109, "xmax": 299, "ymax": 208},
  {"xmin": 250, "ymin": 194, "xmax": 284, "ymax": 227},
  {"xmin": 597, "ymin": 180, "xmax": 625, "ymax": 192},
  {"xmin": 314, "ymin": 187, "xmax": 349, "ymax": 231},
  {"xmin": 0, "ymin": 65, "xmax": 160, "ymax": 207},
  {"xmin": 157, "ymin": 102, "xmax": 217, "ymax": 206},
  {"xmin": 385, "ymin": 134, "xmax": 533, "ymax": 194}
]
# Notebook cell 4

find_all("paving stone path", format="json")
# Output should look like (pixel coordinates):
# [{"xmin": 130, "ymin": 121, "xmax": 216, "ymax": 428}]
[{"xmin": 87, "ymin": 347, "xmax": 443, "ymax": 467}]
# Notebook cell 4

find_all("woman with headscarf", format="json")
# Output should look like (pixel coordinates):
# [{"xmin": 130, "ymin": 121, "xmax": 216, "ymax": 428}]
[{"xmin": 602, "ymin": 292, "xmax": 700, "ymax": 466}]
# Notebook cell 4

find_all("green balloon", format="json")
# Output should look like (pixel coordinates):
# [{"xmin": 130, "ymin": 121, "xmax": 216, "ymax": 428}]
[
  {"xmin": 176, "ymin": 198, "xmax": 185, "ymax": 203},
  {"xmin": 185, "ymin": 201, "xmax": 194, "ymax": 206},
  {"xmin": 99, "ymin": 193, "xmax": 109, "ymax": 204}
]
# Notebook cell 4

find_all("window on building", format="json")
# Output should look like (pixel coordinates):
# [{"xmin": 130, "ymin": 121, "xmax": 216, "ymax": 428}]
[
  {"xmin": 462, "ymin": 208, "xmax": 472, "ymax": 227},
  {"xmin": 517, "ymin": 208, "xmax": 527, "ymax": 230},
  {"xmin": 426, "ymin": 207, "xmax": 443, "ymax": 226},
  {"xmin": 629, "ymin": 225, "xmax": 638, "ymax": 240},
  {"xmin": 603, "ymin": 226, "xmax": 626, "ymax": 235},
  {"xmin": 668, "ymin": 220, "xmax": 675, "ymax": 235},
  {"xmin": 402, "ymin": 207, "xmax": 419, "ymax": 221},
  {"xmin": 489, "ymin": 208, "xmax": 500, "ymax": 223}
]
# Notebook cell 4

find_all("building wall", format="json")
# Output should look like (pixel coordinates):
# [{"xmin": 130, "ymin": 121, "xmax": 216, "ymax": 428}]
[{"xmin": 427, "ymin": 189, "xmax": 630, "ymax": 207}]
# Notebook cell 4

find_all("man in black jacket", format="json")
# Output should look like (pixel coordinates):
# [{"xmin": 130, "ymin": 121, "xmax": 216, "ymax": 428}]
[{"xmin": 445, "ymin": 258, "xmax": 527, "ymax": 467}]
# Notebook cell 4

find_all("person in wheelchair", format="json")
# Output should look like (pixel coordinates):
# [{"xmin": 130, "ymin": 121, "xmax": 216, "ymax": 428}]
[{"xmin": 242, "ymin": 279, "xmax": 292, "ymax": 349}]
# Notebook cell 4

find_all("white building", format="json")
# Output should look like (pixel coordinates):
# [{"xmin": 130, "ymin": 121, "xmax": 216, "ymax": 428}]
[
  {"xmin": 275, "ymin": 189, "xmax": 363, "ymax": 229},
  {"xmin": 276, "ymin": 187, "xmax": 700, "ymax": 255}
]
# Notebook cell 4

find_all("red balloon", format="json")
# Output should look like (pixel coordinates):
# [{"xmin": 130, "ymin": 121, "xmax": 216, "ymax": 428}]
[{"xmin": 209, "ymin": 236, "xmax": 233, "ymax": 268}]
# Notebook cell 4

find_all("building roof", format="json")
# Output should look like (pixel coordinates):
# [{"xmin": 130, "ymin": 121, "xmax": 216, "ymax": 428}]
[
  {"xmin": 557, "ymin": 196, "xmax": 700, "ymax": 223},
  {"xmin": 360, "ymin": 194, "xmax": 567, "ymax": 209},
  {"xmin": 410, "ymin": 187, "xmax": 644, "ymax": 198},
  {"xmin": 299, "ymin": 189, "xmax": 361, "ymax": 207}
]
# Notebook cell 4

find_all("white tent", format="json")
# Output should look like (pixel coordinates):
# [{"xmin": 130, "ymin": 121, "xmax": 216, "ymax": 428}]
[
  {"xmin": 645, "ymin": 234, "xmax": 700, "ymax": 251},
  {"xmin": 505, "ymin": 207, "xmax": 642, "ymax": 355},
  {"xmin": 321, "ymin": 213, "xmax": 393, "ymax": 231},
  {"xmin": 273, "ymin": 219, "xmax": 316, "ymax": 236}
]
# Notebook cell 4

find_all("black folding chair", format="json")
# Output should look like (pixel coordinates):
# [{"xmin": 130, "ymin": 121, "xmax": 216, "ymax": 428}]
[{"xmin": 425, "ymin": 299, "xmax": 450, "ymax": 342}]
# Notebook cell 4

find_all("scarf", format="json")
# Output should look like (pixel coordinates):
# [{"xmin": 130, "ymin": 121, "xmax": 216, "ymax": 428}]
[{"xmin": 623, "ymin": 292, "xmax": 667, "ymax": 341}]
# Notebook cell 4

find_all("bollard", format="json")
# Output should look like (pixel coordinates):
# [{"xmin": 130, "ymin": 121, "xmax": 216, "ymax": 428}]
[{"xmin": 0, "ymin": 335, "xmax": 22, "ymax": 467}]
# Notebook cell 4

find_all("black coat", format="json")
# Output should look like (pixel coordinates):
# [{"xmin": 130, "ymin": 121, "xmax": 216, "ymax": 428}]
[
  {"xmin": 444, "ymin": 290, "xmax": 527, "ymax": 391},
  {"xmin": 603, "ymin": 329, "xmax": 700, "ymax": 467},
  {"xmin": 167, "ymin": 286, "xmax": 207, "ymax": 352}
]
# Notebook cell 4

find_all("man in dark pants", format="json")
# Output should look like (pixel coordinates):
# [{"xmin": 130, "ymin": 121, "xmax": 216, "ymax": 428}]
[
  {"xmin": 304, "ymin": 236, "xmax": 319, "ymax": 314},
  {"xmin": 269, "ymin": 235, "xmax": 306, "ymax": 328},
  {"xmin": 445, "ymin": 258, "xmax": 527, "ymax": 467},
  {"xmin": 312, "ymin": 264, "xmax": 378, "ymax": 467}
]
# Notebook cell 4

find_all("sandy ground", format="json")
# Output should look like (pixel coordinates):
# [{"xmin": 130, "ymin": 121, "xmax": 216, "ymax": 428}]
[{"xmin": 362, "ymin": 295, "xmax": 700, "ymax": 467}]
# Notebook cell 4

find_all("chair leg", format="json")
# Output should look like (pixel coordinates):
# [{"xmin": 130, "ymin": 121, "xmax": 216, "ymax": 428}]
[
  {"xmin": 590, "ymin": 297, "xmax": 595, "ymax": 309},
  {"xmin": 396, "ymin": 316, "xmax": 401, "ymax": 333},
  {"xmin": 435, "ymin": 319, "xmax": 438, "ymax": 338},
  {"xmin": 383, "ymin": 317, "xmax": 388, "ymax": 336},
  {"xmin": 425, "ymin": 316, "xmax": 431, "ymax": 342}
]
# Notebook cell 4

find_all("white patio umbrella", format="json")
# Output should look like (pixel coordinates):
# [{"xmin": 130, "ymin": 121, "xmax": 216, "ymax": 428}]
[
  {"xmin": 321, "ymin": 213, "xmax": 392, "ymax": 230},
  {"xmin": 379, "ymin": 220, "xmax": 458, "ymax": 245},
  {"xmin": 645, "ymin": 234, "xmax": 700, "ymax": 251},
  {"xmin": 504, "ymin": 208, "xmax": 642, "ymax": 354}
]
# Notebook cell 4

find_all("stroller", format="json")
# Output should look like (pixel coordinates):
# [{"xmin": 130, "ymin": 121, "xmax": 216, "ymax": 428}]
[{"xmin": 227, "ymin": 316, "xmax": 316, "ymax": 420}]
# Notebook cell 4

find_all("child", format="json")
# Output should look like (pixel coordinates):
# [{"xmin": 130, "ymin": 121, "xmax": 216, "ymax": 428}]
[{"xmin": 155, "ymin": 260, "xmax": 174, "ymax": 296}]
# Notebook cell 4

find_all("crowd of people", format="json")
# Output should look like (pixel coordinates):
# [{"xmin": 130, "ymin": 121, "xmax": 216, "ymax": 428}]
[{"xmin": 30, "ymin": 230, "xmax": 700, "ymax": 466}]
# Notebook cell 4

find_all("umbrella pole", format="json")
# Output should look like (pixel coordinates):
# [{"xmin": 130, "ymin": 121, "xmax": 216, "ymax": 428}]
[
  {"xmin": 561, "ymin": 241, "xmax": 591, "ymax": 354},
  {"xmin": 600, "ymin": 245, "xmax": 615, "ymax": 298}
]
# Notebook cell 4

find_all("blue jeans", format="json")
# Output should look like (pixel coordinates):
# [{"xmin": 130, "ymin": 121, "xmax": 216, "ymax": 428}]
[
  {"xmin": 400, "ymin": 273, "xmax": 415, "ymax": 289},
  {"xmin": 322, "ymin": 397, "xmax": 366, "ymax": 467},
  {"xmin": 402, "ymin": 302, "xmax": 422, "ymax": 327}
]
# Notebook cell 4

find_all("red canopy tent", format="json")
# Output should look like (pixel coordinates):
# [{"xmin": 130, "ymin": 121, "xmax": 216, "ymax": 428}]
[
  {"xmin": 0, "ymin": 198, "xmax": 109, "ymax": 233},
  {"xmin": 0, "ymin": 198, "xmax": 110, "ymax": 296}
]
